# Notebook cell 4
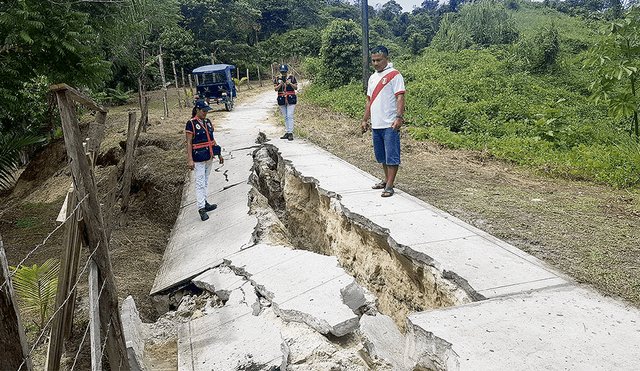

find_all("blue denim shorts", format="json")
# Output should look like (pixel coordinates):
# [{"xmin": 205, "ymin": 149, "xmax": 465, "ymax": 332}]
[{"xmin": 372, "ymin": 128, "xmax": 401, "ymax": 165}]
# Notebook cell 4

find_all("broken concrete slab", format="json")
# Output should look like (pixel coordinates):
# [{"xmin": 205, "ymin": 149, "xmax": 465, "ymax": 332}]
[
  {"xmin": 192, "ymin": 266, "xmax": 244, "ymax": 302},
  {"xmin": 411, "ymin": 235, "xmax": 569, "ymax": 299},
  {"xmin": 226, "ymin": 243, "xmax": 364, "ymax": 336},
  {"xmin": 121, "ymin": 296, "xmax": 147, "ymax": 371},
  {"xmin": 359, "ymin": 313, "xmax": 406, "ymax": 369},
  {"xmin": 150, "ymin": 179, "xmax": 257, "ymax": 294},
  {"xmin": 406, "ymin": 284, "xmax": 640, "ymax": 371},
  {"xmin": 178, "ymin": 310, "xmax": 284, "ymax": 371},
  {"xmin": 368, "ymin": 209, "xmax": 477, "ymax": 246}
]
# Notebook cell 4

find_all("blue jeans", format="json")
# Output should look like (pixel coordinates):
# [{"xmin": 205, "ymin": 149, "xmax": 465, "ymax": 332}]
[
  {"xmin": 372, "ymin": 128, "xmax": 401, "ymax": 165},
  {"xmin": 280, "ymin": 104, "xmax": 296, "ymax": 133}
]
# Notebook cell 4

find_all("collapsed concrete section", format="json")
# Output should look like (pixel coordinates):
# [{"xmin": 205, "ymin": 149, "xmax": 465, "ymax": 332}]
[
  {"xmin": 249, "ymin": 144, "xmax": 474, "ymax": 331},
  {"xmin": 223, "ymin": 243, "xmax": 365, "ymax": 337}
]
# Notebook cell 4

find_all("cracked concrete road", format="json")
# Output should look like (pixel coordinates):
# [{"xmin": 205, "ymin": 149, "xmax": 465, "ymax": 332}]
[{"xmin": 136, "ymin": 90, "xmax": 640, "ymax": 371}]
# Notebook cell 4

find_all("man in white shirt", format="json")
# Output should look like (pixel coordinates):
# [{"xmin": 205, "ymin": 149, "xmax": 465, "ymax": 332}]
[{"xmin": 361, "ymin": 45, "xmax": 406, "ymax": 197}]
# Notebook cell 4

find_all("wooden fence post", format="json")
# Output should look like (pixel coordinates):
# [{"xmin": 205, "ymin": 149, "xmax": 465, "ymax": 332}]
[
  {"xmin": 1, "ymin": 233, "xmax": 33, "ymax": 371},
  {"xmin": 172, "ymin": 61, "xmax": 183, "ymax": 108},
  {"xmin": 52, "ymin": 85, "xmax": 130, "ymax": 371},
  {"xmin": 121, "ymin": 111, "xmax": 137, "ymax": 212},
  {"xmin": 87, "ymin": 111, "xmax": 107, "ymax": 165},
  {"xmin": 182, "ymin": 67, "xmax": 190, "ymax": 104},
  {"xmin": 136, "ymin": 96, "xmax": 149, "ymax": 144},
  {"xmin": 89, "ymin": 261, "xmax": 102, "ymax": 371},
  {"xmin": 46, "ymin": 187, "xmax": 82, "ymax": 371},
  {"xmin": 105, "ymin": 167, "xmax": 118, "ymax": 241},
  {"xmin": 158, "ymin": 49, "xmax": 169, "ymax": 118}
]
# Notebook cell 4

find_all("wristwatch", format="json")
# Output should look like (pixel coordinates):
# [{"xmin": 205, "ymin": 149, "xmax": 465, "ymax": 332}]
[{"xmin": 396, "ymin": 115, "xmax": 404, "ymax": 121}]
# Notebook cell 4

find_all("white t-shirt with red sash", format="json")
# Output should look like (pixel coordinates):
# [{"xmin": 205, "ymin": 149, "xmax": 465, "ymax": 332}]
[{"xmin": 367, "ymin": 64, "xmax": 405, "ymax": 130}]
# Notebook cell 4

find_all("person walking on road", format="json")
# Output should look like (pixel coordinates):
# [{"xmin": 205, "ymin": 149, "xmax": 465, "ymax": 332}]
[
  {"xmin": 361, "ymin": 46, "xmax": 405, "ymax": 197},
  {"xmin": 186, "ymin": 99, "xmax": 224, "ymax": 221},
  {"xmin": 275, "ymin": 64, "xmax": 298, "ymax": 140}
]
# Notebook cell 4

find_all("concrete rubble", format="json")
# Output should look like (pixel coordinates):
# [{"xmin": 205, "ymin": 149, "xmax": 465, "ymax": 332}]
[{"xmin": 120, "ymin": 91, "xmax": 640, "ymax": 371}]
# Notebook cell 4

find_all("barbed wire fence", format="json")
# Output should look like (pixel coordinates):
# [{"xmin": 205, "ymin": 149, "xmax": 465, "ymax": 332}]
[
  {"xmin": 0, "ymin": 55, "xmax": 194, "ymax": 371},
  {"xmin": 0, "ymin": 83, "xmax": 153, "ymax": 371}
]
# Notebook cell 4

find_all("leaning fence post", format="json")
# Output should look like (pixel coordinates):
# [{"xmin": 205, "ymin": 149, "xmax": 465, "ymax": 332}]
[
  {"xmin": 0, "ymin": 233, "xmax": 33, "ymax": 371},
  {"xmin": 182, "ymin": 68, "xmax": 190, "ymax": 104},
  {"xmin": 45, "ymin": 186, "xmax": 83, "ymax": 371},
  {"xmin": 52, "ymin": 84, "xmax": 131, "ymax": 371}
]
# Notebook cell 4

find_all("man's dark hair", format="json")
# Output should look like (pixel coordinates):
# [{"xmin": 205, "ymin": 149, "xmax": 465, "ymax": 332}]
[{"xmin": 371, "ymin": 45, "xmax": 389, "ymax": 56}]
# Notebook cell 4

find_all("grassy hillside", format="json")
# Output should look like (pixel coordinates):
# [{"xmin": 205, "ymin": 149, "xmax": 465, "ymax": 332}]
[{"xmin": 304, "ymin": 3, "xmax": 640, "ymax": 188}]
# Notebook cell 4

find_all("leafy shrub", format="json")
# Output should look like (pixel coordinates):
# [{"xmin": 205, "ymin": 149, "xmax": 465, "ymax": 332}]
[
  {"xmin": 317, "ymin": 20, "xmax": 362, "ymax": 88},
  {"xmin": 102, "ymin": 82, "xmax": 134, "ymax": 106},
  {"xmin": 301, "ymin": 57, "xmax": 322, "ymax": 82},
  {"xmin": 517, "ymin": 24, "xmax": 560, "ymax": 72},
  {"xmin": 431, "ymin": 0, "xmax": 519, "ymax": 52},
  {"xmin": 10, "ymin": 259, "xmax": 60, "ymax": 331}
]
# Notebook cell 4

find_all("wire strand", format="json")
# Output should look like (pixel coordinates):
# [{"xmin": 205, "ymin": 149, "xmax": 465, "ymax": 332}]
[
  {"xmin": 69, "ymin": 277, "xmax": 108, "ymax": 371},
  {"xmin": 0, "ymin": 193, "xmax": 89, "ymax": 292},
  {"xmin": 16, "ymin": 242, "xmax": 100, "ymax": 370}
]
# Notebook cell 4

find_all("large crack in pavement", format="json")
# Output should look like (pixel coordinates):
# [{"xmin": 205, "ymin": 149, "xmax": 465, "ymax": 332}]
[{"xmin": 249, "ymin": 143, "xmax": 474, "ymax": 333}]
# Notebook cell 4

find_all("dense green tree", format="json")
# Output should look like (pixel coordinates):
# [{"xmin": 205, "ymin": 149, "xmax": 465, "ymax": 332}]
[
  {"xmin": 250, "ymin": 0, "xmax": 324, "ymax": 40},
  {"xmin": 0, "ymin": 0, "xmax": 110, "ymax": 137},
  {"xmin": 325, "ymin": 2, "xmax": 361, "ymax": 21},
  {"xmin": 317, "ymin": 20, "xmax": 362, "ymax": 88},
  {"xmin": 259, "ymin": 28, "xmax": 322, "ymax": 63},
  {"xmin": 585, "ymin": 6, "xmax": 640, "ymax": 139},
  {"xmin": 378, "ymin": 0, "xmax": 403, "ymax": 21},
  {"xmin": 180, "ymin": 0, "xmax": 260, "ymax": 64},
  {"xmin": 420, "ymin": 0, "xmax": 440, "ymax": 13}
]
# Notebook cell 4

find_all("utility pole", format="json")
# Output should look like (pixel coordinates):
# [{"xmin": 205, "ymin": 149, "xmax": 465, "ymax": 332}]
[{"xmin": 362, "ymin": 0, "xmax": 370, "ymax": 92}]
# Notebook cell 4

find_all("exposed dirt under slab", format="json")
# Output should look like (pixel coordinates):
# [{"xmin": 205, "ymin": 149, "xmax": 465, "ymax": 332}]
[{"xmin": 249, "ymin": 144, "xmax": 472, "ymax": 332}]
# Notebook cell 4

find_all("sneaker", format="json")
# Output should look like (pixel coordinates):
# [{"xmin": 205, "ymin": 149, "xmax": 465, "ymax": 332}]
[
  {"xmin": 287, "ymin": 133, "xmax": 293, "ymax": 141},
  {"xmin": 205, "ymin": 202, "xmax": 217, "ymax": 211},
  {"xmin": 198, "ymin": 208, "xmax": 209, "ymax": 221},
  {"xmin": 280, "ymin": 133, "xmax": 289, "ymax": 139}
]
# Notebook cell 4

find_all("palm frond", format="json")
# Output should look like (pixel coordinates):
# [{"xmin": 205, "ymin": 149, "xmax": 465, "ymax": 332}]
[{"xmin": 10, "ymin": 258, "xmax": 60, "ymax": 330}]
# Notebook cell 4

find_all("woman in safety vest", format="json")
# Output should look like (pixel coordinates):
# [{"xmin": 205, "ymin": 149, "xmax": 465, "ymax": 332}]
[
  {"xmin": 274, "ymin": 64, "xmax": 298, "ymax": 140},
  {"xmin": 186, "ymin": 99, "xmax": 224, "ymax": 221}
]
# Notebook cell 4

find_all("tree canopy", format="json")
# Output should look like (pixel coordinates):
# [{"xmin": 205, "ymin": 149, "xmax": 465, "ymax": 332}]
[{"xmin": 1, "ymin": 0, "xmax": 638, "ymax": 180}]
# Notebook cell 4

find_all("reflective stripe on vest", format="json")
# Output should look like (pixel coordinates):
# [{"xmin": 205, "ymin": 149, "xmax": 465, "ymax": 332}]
[{"xmin": 190, "ymin": 118, "xmax": 216, "ymax": 156}]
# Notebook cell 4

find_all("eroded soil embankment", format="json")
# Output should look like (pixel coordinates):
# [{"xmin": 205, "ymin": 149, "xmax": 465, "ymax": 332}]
[{"xmin": 249, "ymin": 143, "xmax": 475, "ymax": 331}]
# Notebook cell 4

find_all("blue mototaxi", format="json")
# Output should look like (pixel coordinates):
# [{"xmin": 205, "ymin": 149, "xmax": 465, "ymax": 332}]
[{"xmin": 192, "ymin": 64, "xmax": 237, "ymax": 111}]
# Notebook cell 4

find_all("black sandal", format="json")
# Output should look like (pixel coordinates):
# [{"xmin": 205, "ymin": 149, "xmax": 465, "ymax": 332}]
[
  {"xmin": 372, "ymin": 181, "xmax": 386, "ymax": 189},
  {"xmin": 381, "ymin": 186, "xmax": 394, "ymax": 197}
]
